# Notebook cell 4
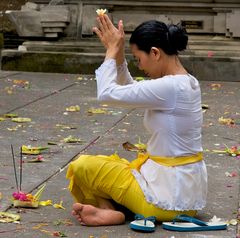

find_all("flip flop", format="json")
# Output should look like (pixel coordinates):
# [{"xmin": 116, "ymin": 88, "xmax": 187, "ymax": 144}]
[
  {"xmin": 162, "ymin": 214, "xmax": 227, "ymax": 232},
  {"xmin": 129, "ymin": 214, "xmax": 156, "ymax": 232}
]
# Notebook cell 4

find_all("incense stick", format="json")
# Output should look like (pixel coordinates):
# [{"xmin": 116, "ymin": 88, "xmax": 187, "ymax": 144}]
[
  {"xmin": 11, "ymin": 144, "xmax": 19, "ymax": 192},
  {"xmin": 19, "ymin": 146, "xmax": 23, "ymax": 191}
]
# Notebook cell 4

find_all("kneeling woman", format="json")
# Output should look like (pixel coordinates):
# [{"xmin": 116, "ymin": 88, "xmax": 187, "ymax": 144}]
[{"xmin": 66, "ymin": 14, "xmax": 207, "ymax": 226}]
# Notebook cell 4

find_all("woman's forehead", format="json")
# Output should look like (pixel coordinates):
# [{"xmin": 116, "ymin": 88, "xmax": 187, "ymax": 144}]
[{"xmin": 130, "ymin": 44, "xmax": 142, "ymax": 55}]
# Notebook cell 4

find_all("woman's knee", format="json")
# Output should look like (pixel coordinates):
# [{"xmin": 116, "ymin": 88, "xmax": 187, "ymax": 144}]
[{"xmin": 72, "ymin": 155, "xmax": 96, "ymax": 176}]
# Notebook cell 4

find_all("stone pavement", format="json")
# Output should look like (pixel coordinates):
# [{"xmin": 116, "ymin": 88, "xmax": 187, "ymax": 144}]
[{"xmin": 0, "ymin": 70, "xmax": 239, "ymax": 238}]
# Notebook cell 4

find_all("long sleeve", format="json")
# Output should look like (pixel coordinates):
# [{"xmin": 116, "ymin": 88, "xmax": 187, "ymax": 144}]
[
  {"xmin": 116, "ymin": 59, "xmax": 135, "ymax": 85},
  {"xmin": 95, "ymin": 59, "xmax": 176, "ymax": 110}
]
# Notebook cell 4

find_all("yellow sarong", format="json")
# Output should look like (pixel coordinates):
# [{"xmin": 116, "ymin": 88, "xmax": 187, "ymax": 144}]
[{"xmin": 66, "ymin": 153, "xmax": 201, "ymax": 221}]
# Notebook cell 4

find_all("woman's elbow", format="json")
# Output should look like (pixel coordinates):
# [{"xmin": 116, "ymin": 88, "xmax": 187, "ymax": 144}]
[{"xmin": 97, "ymin": 93, "xmax": 109, "ymax": 102}]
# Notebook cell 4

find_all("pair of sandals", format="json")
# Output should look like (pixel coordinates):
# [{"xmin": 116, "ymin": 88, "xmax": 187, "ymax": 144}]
[{"xmin": 129, "ymin": 214, "xmax": 228, "ymax": 232}]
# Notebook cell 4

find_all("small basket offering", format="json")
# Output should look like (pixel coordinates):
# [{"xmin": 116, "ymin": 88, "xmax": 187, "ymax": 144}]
[
  {"xmin": 12, "ymin": 184, "xmax": 46, "ymax": 208},
  {"xmin": 10, "ymin": 144, "xmax": 46, "ymax": 208}
]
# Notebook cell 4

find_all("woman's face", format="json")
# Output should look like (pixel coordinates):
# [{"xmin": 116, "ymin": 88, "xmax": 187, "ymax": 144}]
[{"xmin": 130, "ymin": 44, "xmax": 162, "ymax": 79}]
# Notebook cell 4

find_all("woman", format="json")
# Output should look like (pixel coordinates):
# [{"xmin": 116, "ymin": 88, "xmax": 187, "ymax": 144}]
[{"xmin": 66, "ymin": 14, "xmax": 207, "ymax": 226}]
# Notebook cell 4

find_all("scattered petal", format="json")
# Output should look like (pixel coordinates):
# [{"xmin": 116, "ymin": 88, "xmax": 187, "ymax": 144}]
[
  {"xmin": 210, "ymin": 83, "xmax": 221, "ymax": 90},
  {"xmin": 53, "ymin": 201, "xmax": 65, "ymax": 210},
  {"xmin": 4, "ymin": 113, "xmax": 18, "ymax": 118},
  {"xmin": 87, "ymin": 108, "xmax": 108, "ymax": 114},
  {"xmin": 209, "ymin": 216, "xmax": 225, "ymax": 225},
  {"xmin": 0, "ymin": 212, "xmax": 20, "ymax": 223},
  {"xmin": 39, "ymin": 200, "xmax": 52, "ymax": 206},
  {"xmin": 63, "ymin": 135, "xmax": 84, "ymax": 143},
  {"xmin": 218, "ymin": 117, "xmax": 235, "ymax": 125},
  {"xmin": 26, "ymin": 155, "xmax": 45, "ymax": 163},
  {"xmin": 135, "ymin": 77, "xmax": 145, "ymax": 81},
  {"xmin": 225, "ymin": 171, "xmax": 237, "ymax": 177},
  {"xmin": 56, "ymin": 124, "xmax": 77, "ymax": 130},
  {"xmin": 12, "ymin": 117, "xmax": 32, "ymax": 123},
  {"xmin": 13, "ymin": 79, "xmax": 30, "ymax": 89},
  {"xmin": 226, "ymin": 219, "xmax": 238, "ymax": 226},
  {"xmin": 53, "ymin": 231, "xmax": 67, "ymax": 237},
  {"xmin": 65, "ymin": 105, "xmax": 80, "ymax": 112},
  {"xmin": 118, "ymin": 129, "xmax": 127, "ymax": 132}
]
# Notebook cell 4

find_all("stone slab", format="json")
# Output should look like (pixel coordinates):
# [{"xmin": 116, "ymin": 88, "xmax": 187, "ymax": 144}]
[{"xmin": 0, "ymin": 70, "xmax": 239, "ymax": 237}]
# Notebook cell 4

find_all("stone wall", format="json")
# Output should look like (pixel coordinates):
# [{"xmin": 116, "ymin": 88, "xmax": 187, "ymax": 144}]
[{"xmin": 0, "ymin": 0, "xmax": 28, "ymax": 33}]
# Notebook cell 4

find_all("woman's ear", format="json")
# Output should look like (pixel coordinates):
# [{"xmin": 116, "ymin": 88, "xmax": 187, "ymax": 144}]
[{"xmin": 150, "ymin": 47, "xmax": 161, "ymax": 61}]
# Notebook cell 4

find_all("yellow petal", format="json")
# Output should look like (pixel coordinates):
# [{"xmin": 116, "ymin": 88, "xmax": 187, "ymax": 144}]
[
  {"xmin": 227, "ymin": 219, "xmax": 238, "ymax": 226},
  {"xmin": 39, "ymin": 200, "xmax": 52, "ymax": 206},
  {"xmin": 53, "ymin": 201, "xmax": 65, "ymax": 210},
  {"xmin": 88, "ymin": 108, "xmax": 107, "ymax": 114},
  {"xmin": 0, "ymin": 212, "xmax": 20, "ymax": 223},
  {"xmin": 12, "ymin": 117, "xmax": 32, "ymax": 123},
  {"xmin": 66, "ymin": 105, "xmax": 80, "ymax": 112}
]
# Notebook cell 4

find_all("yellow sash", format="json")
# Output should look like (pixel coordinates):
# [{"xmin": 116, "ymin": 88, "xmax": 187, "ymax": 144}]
[{"xmin": 130, "ymin": 152, "xmax": 203, "ymax": 171}]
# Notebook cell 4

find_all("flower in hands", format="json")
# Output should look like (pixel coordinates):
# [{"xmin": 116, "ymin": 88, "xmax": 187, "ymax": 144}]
[{"xmin": 96, "ymin": 9, "xmax": 107, "ymax": 16}]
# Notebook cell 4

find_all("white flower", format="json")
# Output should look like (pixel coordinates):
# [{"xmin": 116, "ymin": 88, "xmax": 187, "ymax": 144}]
[
  {"xmin": 96, "ymin": 9, "xmax": 107, "ymax": 16},
  {"xmin": 209, "ymin": 215, "xmax": 222, "ymax": 224}
]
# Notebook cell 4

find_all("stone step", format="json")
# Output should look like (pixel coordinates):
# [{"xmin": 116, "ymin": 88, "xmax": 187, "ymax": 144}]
[
  {"xmin": 43, "ymin": 27, "xmax": 64, "ymax": 33},
  {"xmin": 41, "ymin": 22, "xmax": 67, "ymax": 27},
  {"xmin": 1, "ymin": 49, "xmax": 240, "ymax": 82},
  {"xmin": 21, "ymin": 38, "xmax": 240, "ymax": 57}
]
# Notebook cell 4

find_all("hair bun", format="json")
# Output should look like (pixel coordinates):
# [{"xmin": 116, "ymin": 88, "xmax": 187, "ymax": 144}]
[{"xmin": 168, "ymin": 24, "xmax": 188, "ymax": 53}]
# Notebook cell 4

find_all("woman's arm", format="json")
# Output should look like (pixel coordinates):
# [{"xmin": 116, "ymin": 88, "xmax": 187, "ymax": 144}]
[
  {"xmin": 93, "ymin": 14, "xmax": 134, "ymax": 85},
  {"xmin": 96, "ymin": 59, "xmax": 176, "ymax": 109}
]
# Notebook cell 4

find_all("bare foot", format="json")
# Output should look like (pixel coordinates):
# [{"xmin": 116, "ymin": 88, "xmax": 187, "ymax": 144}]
[{"xmin": 72, "ymin": 203, "xmax": 125, "ymax": 226}]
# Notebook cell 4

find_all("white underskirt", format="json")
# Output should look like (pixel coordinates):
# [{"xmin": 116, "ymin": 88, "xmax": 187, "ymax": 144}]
[{"xmin": 131, "ymin": 159, "xmax": 207, "ymax": 211}]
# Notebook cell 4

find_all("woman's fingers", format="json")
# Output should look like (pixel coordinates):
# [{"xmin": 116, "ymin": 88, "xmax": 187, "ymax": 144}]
[
  {"xmin": 118, "ymin": 20, "xmax": 124, "ymax": 36},
  {"xmin": 92, "ymin": 27, "xmax": 103, "ymax": 40},
  {"xmin": 103, "ymin": 14, "xmax": 115, "ymax": 31},
  {"xmin": 101, "ymin": 15, "xmax": 111, "ymax": 31},
  {"xmin": 97, "ymin": 17, "xmax": 106, "ymax": 33}
]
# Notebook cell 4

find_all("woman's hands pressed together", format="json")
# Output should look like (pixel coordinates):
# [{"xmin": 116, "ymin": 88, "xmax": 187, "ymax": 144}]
[{"xmin": 93, "ymin": 14, "xmax": 125, "ymax": 65}]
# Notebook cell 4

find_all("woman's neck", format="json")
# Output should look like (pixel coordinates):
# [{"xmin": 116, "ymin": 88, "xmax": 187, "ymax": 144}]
[{"xmin": 162, "ymin": 55, "xmax": 187, "ymax": 76}]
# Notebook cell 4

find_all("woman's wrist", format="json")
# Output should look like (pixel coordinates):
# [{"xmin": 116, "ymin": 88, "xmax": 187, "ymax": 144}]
[
  {"xmin": 105, "ymin": 49, "xmax": 125, "ymax": 65},
  {"xmin": 105, "ymin": 49, "xmax": 118, "ymax": 59}
]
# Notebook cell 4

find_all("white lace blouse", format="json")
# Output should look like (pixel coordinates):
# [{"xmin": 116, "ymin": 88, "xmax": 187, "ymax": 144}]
[{"xmin": 95, "ymin": 59, "xmax": 207, "ymax": 211}]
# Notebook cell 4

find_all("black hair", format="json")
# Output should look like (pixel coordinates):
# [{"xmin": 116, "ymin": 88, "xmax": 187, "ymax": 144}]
[{"xmin": 129, "ymin": 20, "xmax": 188, "ymax": 55}]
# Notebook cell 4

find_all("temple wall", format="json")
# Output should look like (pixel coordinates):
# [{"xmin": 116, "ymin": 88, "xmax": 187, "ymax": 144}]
[{"xmin": 3, "ymin": 0, "xmax": 240, "ymax": 39}]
